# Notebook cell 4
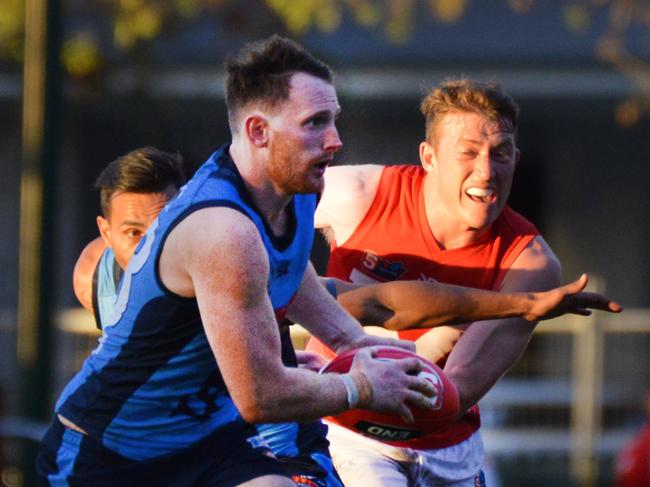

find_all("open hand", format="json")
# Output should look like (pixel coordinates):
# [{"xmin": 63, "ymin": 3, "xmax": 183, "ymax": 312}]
[{"xmin": 524, "ymin": 273, "xmax": 623, "ymax": 322}]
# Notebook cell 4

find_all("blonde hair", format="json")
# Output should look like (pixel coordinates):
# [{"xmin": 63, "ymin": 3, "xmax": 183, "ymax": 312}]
[{"xmin": 420, "ymin": 79, "xmax": 519, "ymax": 143}]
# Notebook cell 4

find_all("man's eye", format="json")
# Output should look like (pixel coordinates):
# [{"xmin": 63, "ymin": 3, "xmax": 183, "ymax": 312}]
[
  {"xmin": 126, "ymin": 230, "xmax": 142, "ymax": 238},
  {"xmin": 307, "ymin": 116, "xmax": 326, "ymax": 127},
  {"xmin": 492, "ymin": 149, "xmax": 512, "ymax": 161}
]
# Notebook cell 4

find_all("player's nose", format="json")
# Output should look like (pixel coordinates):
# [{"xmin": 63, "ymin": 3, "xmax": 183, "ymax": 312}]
[
  {"xmin": 324, "ymin": 125, "xmax": 343, "ymax": 154},
  {"xmin": 474, "ymin": 152, "xmax": 495, "ymax": 180}
]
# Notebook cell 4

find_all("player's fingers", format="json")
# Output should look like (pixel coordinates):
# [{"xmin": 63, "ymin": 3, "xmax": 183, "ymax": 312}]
[
  {"xmin": 394, "ymin": 357, "xmax": 423, "ymax": 375},
  {"xmin": 577, "ymin": 293, "xmax": 623, "ymax": 312},
  {"xmin": 406, "ymin": 375, "xmax": 435, "ymax": 397},
  {"xmin": 353, "ymin": 347, "xmax": 374, "ymax": 361},
  {"xmin": 365, "ymin": 345, "xmax": 399, "ymax": 359},
  {"xmin": 608, "ymin": 301, "xmax": 623, "ymax": 312},
  {"xmin": 396, "ymin": 403, "xmax": 415, "ymax": 424},
  {"xmin": 404, "ymin": 388, "xmax": 436, "ymax": 410},
  {"xmin": 386, "ymin": 338, "xmax": 416, "ymax": 352},
  {"xmin": 563, "ymin": 273, "xmax": 588, "ymax": 295},
  {"xmin": 589, "ymin": 300, "xmax": 622, "ymax": 313},
  {"xmin": 348, "ymin": 347, "xmax": 374, "ymax": 370},
  {"xmin": 570, "ymin": 308, "xmax": 592, "ymax": 316}
]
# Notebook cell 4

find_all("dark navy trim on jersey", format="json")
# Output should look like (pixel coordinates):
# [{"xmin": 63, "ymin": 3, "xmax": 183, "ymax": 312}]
[
  {"xmin": 37, "ymin": 417, "xmax": 289, "ymax": 486},
  {"xmin": 91, "ymin": 261, "xmax": 101, "ymax": 330},
  {"xmin": 206, "ymin": 151, "xmax": 298, "ymax": 251},
  {"xmin": 91, "ymin": 250, "xmax": 125, "ymax": 330},
  {"xmin": 151, "ymin": 198, "xmax": 252, "ymax": 300},
  {"xmin": 325, "ymin": 279, "xmax": 338, "ymax": 299}
]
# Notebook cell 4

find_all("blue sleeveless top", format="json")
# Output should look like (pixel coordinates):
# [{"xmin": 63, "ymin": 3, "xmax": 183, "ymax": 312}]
[
  {"xmin": 91, "ymin": 248, "xmax": 121, "ymax": 330},
  {"xmin": 56, "ymin": 145, "xmax": 317, "ymax": 460}
]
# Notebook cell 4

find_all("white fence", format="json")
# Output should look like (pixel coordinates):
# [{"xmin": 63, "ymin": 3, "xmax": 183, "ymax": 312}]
[{"xmin": 480, "ymin": 308, "xmax": 650, "ymax": 486}]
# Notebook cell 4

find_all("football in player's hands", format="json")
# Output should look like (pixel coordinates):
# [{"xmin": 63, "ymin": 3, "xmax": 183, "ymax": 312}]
[{"xmin": 320, "ymin": 346, "xmax": 460, "ymax": 445}]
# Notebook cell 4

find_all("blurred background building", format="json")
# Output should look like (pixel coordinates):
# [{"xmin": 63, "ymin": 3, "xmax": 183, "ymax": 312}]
[{"xmin": 0, "ymin": 1, "xmax": 649, "ymax": 486}]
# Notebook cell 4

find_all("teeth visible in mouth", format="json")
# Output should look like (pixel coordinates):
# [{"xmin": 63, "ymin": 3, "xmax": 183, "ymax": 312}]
[{"xmin": 466, "ymin": 187, "xmax": 494, "ymax": 198}]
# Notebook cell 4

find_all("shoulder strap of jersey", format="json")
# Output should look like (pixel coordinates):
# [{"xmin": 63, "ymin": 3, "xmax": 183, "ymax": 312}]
[{"xmin": 91, "ymin": 258, "xmax": 102, "ymax": 330}]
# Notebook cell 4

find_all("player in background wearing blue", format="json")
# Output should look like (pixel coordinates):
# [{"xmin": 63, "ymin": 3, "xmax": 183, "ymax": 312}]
[{"xmin": 72, "ymin": 146, "xmax": 186, "ymax": 330}]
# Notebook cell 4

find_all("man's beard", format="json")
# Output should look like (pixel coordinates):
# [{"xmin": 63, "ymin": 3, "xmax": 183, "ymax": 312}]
[{"xmin": 267, "ymin": 138, "xmax": 321, "ymax": 195}]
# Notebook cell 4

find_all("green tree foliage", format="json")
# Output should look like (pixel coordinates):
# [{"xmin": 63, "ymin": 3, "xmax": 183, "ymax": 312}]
[
  {"xmin": 4, "ymin": 0, "xmax": 649, "ymax": 122},
  {"xmin": 0, "ymin": 0, "xmax": 25, "ymax": 62}
]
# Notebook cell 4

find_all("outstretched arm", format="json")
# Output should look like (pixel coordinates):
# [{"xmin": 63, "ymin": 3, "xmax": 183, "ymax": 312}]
[
  {"xmin": 326, "ymin": 274, "xmax": 621, "ymax": 330},
  {"xmin": 72, "ymin": 237, "xmax": 107, "ymax": 312}
]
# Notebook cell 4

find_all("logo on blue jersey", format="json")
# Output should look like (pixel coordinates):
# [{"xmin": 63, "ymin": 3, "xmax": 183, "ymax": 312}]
[
  {"xmin": 171, "ymin": 371, "xmax": 225, "ymax": 421},
  {"xmin": 273, "ymin": 260, "xmax": 291, "ymax": 279},
  {"xmin": 246, "ymin": 434, "xmax": 272, "ymax": 451}
]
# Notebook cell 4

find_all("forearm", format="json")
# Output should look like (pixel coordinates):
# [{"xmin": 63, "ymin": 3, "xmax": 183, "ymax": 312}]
[
  {"xmin": 288, "ymin": 265, "xmax": 366, "ymax": 352},
  {"xmin": 247, "ymin": 366, "xmax": 370, "ymax": 423},
  {"xmin": 443, "ymin": 317, "xmax": 536, "ymax": 412},
  {"xmin": 384, "ymin": 282, "xmax": 531, "ymax": 329},
  {"xmin": 341, "ymin": 280, "xmax": 532, "ymax": 330}
]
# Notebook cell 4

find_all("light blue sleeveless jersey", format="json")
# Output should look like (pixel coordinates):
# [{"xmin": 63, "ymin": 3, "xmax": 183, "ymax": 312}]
[
  {"xmin": 92, "ymin": 248, "xmax": 121, "ymax": 330},
  {"xmin": 56, "ymin": 146, "xmax": 316, "ymax": 460}
]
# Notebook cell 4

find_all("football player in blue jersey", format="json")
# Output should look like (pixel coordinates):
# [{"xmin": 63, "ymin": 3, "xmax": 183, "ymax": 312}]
[{"xmin": 37, "ymin": 35, "xmax": 441, "ymax": 487}]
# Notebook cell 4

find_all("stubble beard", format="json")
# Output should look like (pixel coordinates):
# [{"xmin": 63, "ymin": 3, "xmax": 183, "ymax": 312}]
[{"xmin": 268, "ymin": 138, "xmax": 320, "ymax": 195}]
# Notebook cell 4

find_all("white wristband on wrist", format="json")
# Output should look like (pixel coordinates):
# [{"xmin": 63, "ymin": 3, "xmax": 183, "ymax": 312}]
[{"xmin": 341, "ymin": 374, "xmax": 360, "ymax": 409}]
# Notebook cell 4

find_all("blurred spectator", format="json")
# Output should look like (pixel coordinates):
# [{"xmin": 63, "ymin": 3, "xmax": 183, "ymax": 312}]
[{"xmin": 615, "ymin": 389, "xmax": 650, "ymax": 487}]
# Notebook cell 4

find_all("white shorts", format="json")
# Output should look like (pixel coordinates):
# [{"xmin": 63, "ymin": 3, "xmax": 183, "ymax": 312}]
[{"xmin": 326, "ymin": 422, "xmax": 485, "ymax": 487}]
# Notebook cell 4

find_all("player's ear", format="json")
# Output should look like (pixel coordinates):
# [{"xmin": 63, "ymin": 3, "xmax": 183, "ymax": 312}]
[
  {"xmin": 244, "ymin": 114, "xmax": 269, "ymax": 147},
  {"xmin": 97, "ymin": 215, "xmax": 112, "ymax": 248},
  {"xmin": 515, "ymin": 148, "xmax": 521, "ymax": 165},
  {"xmin": 419, "ymin": 141, "xmax": 437, "ymax": 173}
]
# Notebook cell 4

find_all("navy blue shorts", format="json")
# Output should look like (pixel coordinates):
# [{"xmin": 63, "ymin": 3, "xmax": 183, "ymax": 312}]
[{"xmin": 36, "ymin": 418, "xmax": 289, "ymax": 486}]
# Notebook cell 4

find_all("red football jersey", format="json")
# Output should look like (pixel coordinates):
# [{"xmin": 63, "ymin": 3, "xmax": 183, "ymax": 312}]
[
  {"xmin": 309, "ymin": 164, "xmax": 539, "ymax": 449},
  {"xmin": 616, "ymin": 423, "xmax": 650, "ymax": 487}
]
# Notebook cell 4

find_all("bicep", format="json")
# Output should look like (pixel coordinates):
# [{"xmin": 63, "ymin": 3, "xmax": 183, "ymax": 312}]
[
  {"xmin": 443, "ymin": 236, "xmax": 562, "ymax": 406},
  {"xmin": 457, "ymin": 235, "xmax": 562, "ymax": 346},
  {"xmin": 180, "ymin": 210, "xmax": 285, "ymax": 401}
]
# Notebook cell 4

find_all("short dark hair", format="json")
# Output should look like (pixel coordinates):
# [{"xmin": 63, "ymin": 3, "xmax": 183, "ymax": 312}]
[
  {"xmin": 420, "ymin": 79, "xmax": 520, "ymax": 143},
  {"xmin": 95, "ymin": 147, "xmax": 186, "ymax": 217},
  {"xmin": 225, "ymin": 35, "xmax": 334, "ymax": 130}
]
